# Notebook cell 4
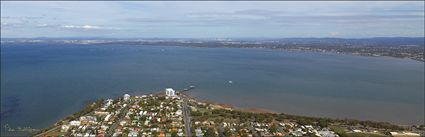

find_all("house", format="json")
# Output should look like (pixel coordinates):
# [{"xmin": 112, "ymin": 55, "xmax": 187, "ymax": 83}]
[
  {"xmin": 128, "ymin": 130, "xmax": 138, "ymax": 137},
  {"xmin": 318, "ymin": 129, "xmax": 339, "ymax": 137},
  {"xmin": 195, "ymin": 128, "xmax": 204, "ymax": 137},
  {"xmin": 104, "ymin": 114, "xmax": 112, "ymax": 122},
  {"xmin": 80, "ymin": 116, "xmax": 97, "ymax": 123},
  {"xmin": 61, "ymin": 125, "xmax": 70, "ymax": 132},
  {"xmin": 124, "ymin": 94, "xmax": 131, "ymax": 101},
  {"xmin": 390, "ymin": 132, "xmax": 421, "ymax": 137},
  {"xmin": 175, "ymin": 110, "xmax": 183, "ymax": 116},
  {"xmin": 166, "ymin": 88, "xmax": 176, "ymax": 97},
  {"xmin": 105, "ymin": 99, "xmax": 113, "ymax": 106},
  {"xmin": 70, "ymin": 120, "xmax": 81, "ymax": 126},
  {"xmin": 159, "ymin": 131, "xmax": 165, "ymax": 137}
]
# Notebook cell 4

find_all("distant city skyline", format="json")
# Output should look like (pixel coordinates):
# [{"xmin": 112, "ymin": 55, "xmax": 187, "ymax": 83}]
[{"xmin": 1, "ymin": 1, "xmax": 424, "ymax": 38}]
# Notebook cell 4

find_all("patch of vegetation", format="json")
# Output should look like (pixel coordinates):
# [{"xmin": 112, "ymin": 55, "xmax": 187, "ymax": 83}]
[{"xmin": 331, "ymin": 126, "xmax": 388, "ymax": 137}]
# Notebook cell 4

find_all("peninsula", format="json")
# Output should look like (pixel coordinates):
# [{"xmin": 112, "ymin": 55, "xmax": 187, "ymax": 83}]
[{"xmin": 34, "ymin": 88, "xmax": 424, "ymax": 137}]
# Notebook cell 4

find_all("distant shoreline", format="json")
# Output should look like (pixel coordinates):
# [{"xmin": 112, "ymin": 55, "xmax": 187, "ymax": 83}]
[
  {"xmin": 180, "ymin": 92, "xmax": 419, "ymax": 127},
  {"xmin": 2, "ymin": 38, "xmax": 424, "ymax": 62},
  {"xmin": 2, "ymin": 42, "xmax": 424, "ymax": 63}
]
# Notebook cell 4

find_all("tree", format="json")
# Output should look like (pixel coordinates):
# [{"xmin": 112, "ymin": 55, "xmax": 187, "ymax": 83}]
[
  {"xmin": 318, "ymin": 119, "xmax": 329, "ymax": 128},
  {"xmin": 222, "ymin": 127, "xmax": 232, "ymax": 137},
  {"xmin": 270, "ymin": 124, "xmax": 278, "ymax": 133},
  {"xmin": 171, "ymin": 131, "xmax": 178, "ymax": 137},
  {"xmin": 205, "ymin": 127, "xmax": 216, "ymax": 137}
]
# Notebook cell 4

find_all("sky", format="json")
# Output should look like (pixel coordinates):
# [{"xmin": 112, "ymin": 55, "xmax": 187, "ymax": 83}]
[{"xmin": 1, "ymin": 1, "xmax": 424, "ymax": 38}]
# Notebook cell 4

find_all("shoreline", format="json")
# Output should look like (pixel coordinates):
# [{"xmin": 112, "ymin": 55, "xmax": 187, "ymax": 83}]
[
  {"xmin": 181, "ymin": 92, "xmax": 419, "ymax": 127},
  {"xmin": 2, "ymin": 42, "xmax": 424, "ymax": 62},
  {"xmin": 27, "ymin": 91, "xmax": 424, "ymax": 137},
  {"xmin": 3, "ymin": 88, "xmax": 416, "ymax": 136},
  {"xmin": 186, "ymin": 90, "xmax": 424, "ymax": 126}
]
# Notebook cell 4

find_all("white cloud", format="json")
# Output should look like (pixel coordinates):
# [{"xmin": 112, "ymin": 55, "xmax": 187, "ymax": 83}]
[
  {"xmin": 1, "ymin": 1, "xmax": 423, "ymax": 38},
  {"xmin": 61, "ymin": 25, "xmax": 120, "ymax": 31},
  {"xmin": 330, "ymin": 32, "xmax": 341, "ymax": 36},
  {"xmin": 37, "ymin": 24, "xmax": 48, "ymax": 27},
  {"xmin": 1, "ymin": 22, "xmax": 22, "ymax": 29},
  {"xmin": 62, "ymin": 25, "xmax": 100, "ymax": 29}
]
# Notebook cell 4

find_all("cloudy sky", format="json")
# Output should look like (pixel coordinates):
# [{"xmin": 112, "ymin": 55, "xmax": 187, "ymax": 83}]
[{"xmin": 1, "ymin": 1, "xmax": 424, "ymax": 38}]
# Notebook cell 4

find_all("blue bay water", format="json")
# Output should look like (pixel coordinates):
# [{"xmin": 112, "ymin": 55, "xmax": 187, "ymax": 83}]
[{"xmin": 1, "ymin": 44, "xmax": 424, "ymax": 135}]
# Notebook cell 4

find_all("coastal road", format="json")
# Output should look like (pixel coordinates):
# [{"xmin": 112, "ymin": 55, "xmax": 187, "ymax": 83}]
[
  {"xmin": 106, "ymin": 106, "xmax": 128, "ymax": 136},
  {"xmin": 181, "ymin": 94, "xmax": 192, "ymax": 137}
]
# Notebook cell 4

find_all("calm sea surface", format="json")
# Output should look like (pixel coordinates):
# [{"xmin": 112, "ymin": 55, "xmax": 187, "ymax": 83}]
[{"xmin": 1, "ymin": 44, "xmax": 424, "ymax": 135}]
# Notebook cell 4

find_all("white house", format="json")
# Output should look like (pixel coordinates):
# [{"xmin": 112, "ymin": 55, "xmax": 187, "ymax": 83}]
[
  {"xmin": 195, "ymin": 128, "xmax": 204, "ymax": 137},
  {"xmin": 61, "ymin": 125, "xmax": 70, "ymax": 132},
  {"xmin": 106, "ymin": 99, "xmax": 113, "ymax": 106},
  {"xmin": 70, "ymin": 120, "xmax": 81, "ymax": 126},
  {"xmin": 123, "ymin": 94, "xmax": 131, "ymax": 101},
  {"xmin": 104, "ymin": 114, "xmax": 112, "ymax": 122},
  {"xmin": 165, "ymin": 88, "xmax": 176, "ymax": 96},
  {"xmin": 175, "ymin": 109, "xmax": 183, "ymax": 116},
  {"xmin": 128, "ymin": 131, "xmax": 138, "ymax": 137}
]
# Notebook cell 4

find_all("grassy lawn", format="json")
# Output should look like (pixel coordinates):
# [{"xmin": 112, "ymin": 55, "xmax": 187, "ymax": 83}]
[{"xmin": 331, "ymin": 126, "xmax": 389, "ymax": 137}]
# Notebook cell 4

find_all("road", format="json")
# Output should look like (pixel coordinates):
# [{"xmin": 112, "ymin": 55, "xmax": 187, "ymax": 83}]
[
  {"xmin": 181, "ymin": 93, "xmax": 192, "ymax": 137},
  {"xmin": 106, "ymin": 106, "xmax": 128, "ymax": 136}
]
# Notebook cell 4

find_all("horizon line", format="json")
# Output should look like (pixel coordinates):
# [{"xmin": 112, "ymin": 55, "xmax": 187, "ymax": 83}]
[{"xmin": 2, "ymin": 36, "xmax": 425, "ymax": 39}]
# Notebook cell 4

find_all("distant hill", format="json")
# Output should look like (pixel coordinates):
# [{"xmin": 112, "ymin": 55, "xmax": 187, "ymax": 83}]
[{"xmin": 274, "ymin": 37, "xmax": 425, "ymax": 47}]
